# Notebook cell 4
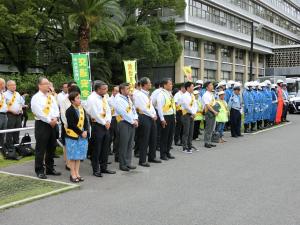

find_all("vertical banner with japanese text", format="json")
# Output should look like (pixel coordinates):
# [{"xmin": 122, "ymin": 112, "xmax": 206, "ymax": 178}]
[
  {"xmin": 123, "ymin": 60, "xmax": 137, "ymax": 92},
  {"xmin": 71, "ymin": 53, "xmax": 91, "ymax": 100}
]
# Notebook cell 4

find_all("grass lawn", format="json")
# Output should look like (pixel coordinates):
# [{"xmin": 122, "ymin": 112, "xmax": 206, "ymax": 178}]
[
  {"xmin": 0, "ymin": 147, "xmax": 63, "ymax": 169},
  {"xmin": 0, "ymin": 173, "xmax": 76, "ymax": 209}
]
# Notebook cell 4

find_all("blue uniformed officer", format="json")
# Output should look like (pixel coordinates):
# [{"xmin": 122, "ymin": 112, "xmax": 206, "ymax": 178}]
[
  {"xmin": 243, "ymin": 82, "xmax": 254, "ymax": 133},
  {"xmin": 228, "ymin": 84, "xmax": 243, "ymax": 138}
]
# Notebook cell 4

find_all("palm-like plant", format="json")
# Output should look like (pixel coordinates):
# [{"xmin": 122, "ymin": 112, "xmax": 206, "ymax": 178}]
[{"xmin": 67, "ymin": 0, "xmax": 124, "ymax": 52}]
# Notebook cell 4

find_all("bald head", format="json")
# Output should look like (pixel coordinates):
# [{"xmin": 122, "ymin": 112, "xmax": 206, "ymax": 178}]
[
  {"xmin": 38, "ymin": 77, "xmax": 50, "ymax": 94},
  {"xmin": 7, "ymin": 80, "xmax": 16, "ymax": 92}
]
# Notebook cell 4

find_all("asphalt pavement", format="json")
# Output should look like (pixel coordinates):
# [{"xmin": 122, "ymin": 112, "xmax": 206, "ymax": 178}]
[{"xmin": 1, "ymin": 115, "xmax": 300, "ymax": 225}]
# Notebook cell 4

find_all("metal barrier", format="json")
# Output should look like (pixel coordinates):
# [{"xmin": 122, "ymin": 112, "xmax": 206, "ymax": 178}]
[{"xmin": 0, "ymin": 127, "xmax": 35, "ymax": 149}]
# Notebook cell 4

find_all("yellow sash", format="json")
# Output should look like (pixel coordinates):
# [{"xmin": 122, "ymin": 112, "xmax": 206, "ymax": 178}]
[
  {"xmin": 182, "ymin": 94, "xmax": 195, "ymax": 116},
  {"xmin": 162, "ymin": 91, "xmax": 175, "ymax": 113},
  {"xmin": 43, "ymin": 95, "xmax": 53, "ymax": 116},
  {"xmin": 65, "ymin": 106, "xmax": 85, "ymax": 138},
  {"xmin": 136, "ymin": 96, "xmax": 151, "ymax": 114},
  {"xmin": 111, "ymin": 107, "xmax": 115, "ymax": 115},
  {"xmin": 101, "ymin": 97, "xmax": 108, "ymax": 118},
  {"xmin": 0, "ymin": 93, "xmax": 4, "ymax": 109},
  {"xmin": 116, "ymin": 98, "xmax": 132, "ymax": 123},
  {"xmin": 7, "ymin": 92, "xmax": 17, "ymax": 110},
  {"xmin": 205, "ymin": 93, "xmax": 216, "ymax": 113}
]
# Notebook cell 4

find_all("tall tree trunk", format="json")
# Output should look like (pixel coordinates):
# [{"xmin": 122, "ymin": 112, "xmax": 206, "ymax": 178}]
[{"xmin": 79, "ymin": 25, "xmax": 90, "ymax": 52}]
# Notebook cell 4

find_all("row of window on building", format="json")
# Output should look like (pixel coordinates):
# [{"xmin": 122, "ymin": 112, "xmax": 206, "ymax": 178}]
[
  {"xmin": 189, "ymin": 68, "xmax": 247, "ymax": 83},
  {"xmin": 269, "ymin": 0, "xmax": 300, "ymax": 20},
  {"xmin": 184, "ymin": 38, "xmax": 265, "ymax": 65},
  {"xmin": 230, "ymin": 0, "xmax": 300, "ymax": 36},
  {"xmin": 188, "ymin": 0, "xmax": 299, "ymax": 45}
]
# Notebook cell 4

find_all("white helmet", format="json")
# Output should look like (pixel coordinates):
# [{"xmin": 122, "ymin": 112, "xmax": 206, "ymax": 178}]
[
  {"xmin": 218, "ymin": 91, "xmax": 225, "ymax": 96},
  {"xmin": 264, "ymin": 80, "xmax": 271, "ymax": 85},
  {"xmin": 196, "ymin": 80, "xmax": 203, "ymax": 85},
  {"xmin": 244, "ymin": 82, "xmax": 250, "ymax": 89},
  {"xmin": 234, "ymin": 81, "xmax": 241, "ymax": 87},
  {"xmin": 260, "ymin": 82, "xmax": 266, "ymax": 87},
  {"xmin": 253, "ymin": 81, "xmax": 260, "ymax": 87},
  {"xmin": 271, "ymin": 84, "xmax": 277, "ymax": 89},
  {"xmin": 218, "ymin": 80, "xmax": 227, "ymax": 87},
  {"xmin": 277, "ymin": 79, "xmax": 284, "ymax": 84}
]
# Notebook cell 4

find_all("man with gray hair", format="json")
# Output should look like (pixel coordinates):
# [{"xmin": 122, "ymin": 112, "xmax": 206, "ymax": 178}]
[
  {"xmin": 4, "ymin": 80, "xmax": 24, "ymax": 145},
  {"xmin": 0, "ymin": 78, "xmax": 7, "ymax": 148}
]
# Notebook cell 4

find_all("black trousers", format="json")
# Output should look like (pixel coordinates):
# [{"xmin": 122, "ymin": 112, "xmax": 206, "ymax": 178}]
[
  {"xmin": 90, "ymin": 123, "xmax": 110, "ymax": 172},
  {"xmin": 22, "ymin": 108, "xmax": 28, "ymax": 127},
  {"xmin": 155, "ymin": 109, "xmax": 161, "ymax": 149},
  {"xmin": 34, "ymin": 120, "xmax": 56, "ymax": 174},
  {"xmin": 160, "ymin": 115, "xmax": 175, "ymax": 158},
  {"xmin": 109, "ymin": 117, "xmax": 119, "ymax": 155},
  {"xmin": 174, "ymin": 110, "xmax": 183, "ymax": 144},
  {"xmin": 137, "ymin": 114, "xmax": 157, "ymax": 163},
  {"xmin": 282, "ymin": 103, "xmax": 288, "ymax": 120},
  {"xmin": 6, "ymin": 113, "xmax": 22, "ymax": 145},
  {"xmin": 230, "ymin": 108, "xmax": 241, "ymax": 137},
  {"xmin": 193, "ymin": 120, "xmax": 201, "ymax": 139}
]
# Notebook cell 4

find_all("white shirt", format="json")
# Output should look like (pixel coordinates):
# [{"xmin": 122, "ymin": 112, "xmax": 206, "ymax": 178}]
[
  {"xmin": 150, "ymin": 88, "xmax": 162, "ymax": 108},
  {"xmin": 181, "ymin": 92, "xmax": 197, "ymax": 115},
  {"xmin": 4, "ymin": 90, "xmax": 24, "ymax": 114},
  {"xmin": 31, "ymin": 91, "xmax": 59, "ymax": 123},
  {"xmin": 57, "ymin": 91, "xmax": 67, "ymax": 108},
  {"xmin": 0, "ymin": 91, "xmax": 7, "ymax": 113},
  {"xmin": 115, "ymin": 94, "xmax": 138, "ymax": 124},
  {"xmin": 60, "ymin": 94, "xmax": 71, "ymax": 126},
  {"xmin": 133, "ymin": 89, "xmax": 156, "ymax": 118},
  {"xmin": 156, "ymin": 89, "xmax": 175, "ymax": 121},
  {"xmin": 86, "ymin": 92, "xmax": 111, "ymax": 125},
  {"xmin": 174, "ymin": 91, "xmax": 183, "ymax": 105},
  {"xmin": 108, "ymin": 94, "xmax": 119, "ymax": 117},
  {"xmin": 202, "ymin": 91, "xmax": 215, "ymax": 107}
]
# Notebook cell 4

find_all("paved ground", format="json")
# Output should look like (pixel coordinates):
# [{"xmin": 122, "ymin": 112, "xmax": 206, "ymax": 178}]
[{"xmin": 1, "ymin": 115, "xmax": 300, "ymax": 225}]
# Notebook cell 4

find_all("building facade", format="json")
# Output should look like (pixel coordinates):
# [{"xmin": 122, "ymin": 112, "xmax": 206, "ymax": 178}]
[{"xmin": 172, "ymin": 0, "xmax": 300, "ymax": 83}]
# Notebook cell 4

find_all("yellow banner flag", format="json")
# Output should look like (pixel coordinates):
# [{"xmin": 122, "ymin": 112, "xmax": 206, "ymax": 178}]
[
  {"xmin": 183, "ymin": 66, "xmax": 192, "ymax": 81},
  {"xmin": 124, "ymin": 60, "xmax": 137, "ymax": 93}
]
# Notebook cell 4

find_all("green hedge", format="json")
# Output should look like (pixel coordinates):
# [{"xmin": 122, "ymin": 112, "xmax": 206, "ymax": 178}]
[{"xmin": 0, "ymin": 72, "xmax": 72, "ymax": 95}]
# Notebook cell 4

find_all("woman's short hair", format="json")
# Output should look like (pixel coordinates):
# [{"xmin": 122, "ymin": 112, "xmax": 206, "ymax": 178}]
[{"xmin": 68, "ymin": 91, "xmax": 80, "ymax": 102}]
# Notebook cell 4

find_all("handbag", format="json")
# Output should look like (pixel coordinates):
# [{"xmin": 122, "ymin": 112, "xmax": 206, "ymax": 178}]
[
  {"xmin": 1, "ymin": 143, "xmax": 22, "ymax": 160},
  {"xmin": 17, "ymin": 133, "xmax": 34, "ymax": 157}
]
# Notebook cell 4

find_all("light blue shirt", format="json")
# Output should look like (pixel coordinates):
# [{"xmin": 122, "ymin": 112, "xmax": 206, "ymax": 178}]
[
  {"xmin": 228, "ymin": 93, "xmax": 242, "ymax": 110},
  {"xmin": 115, "ymin": 94, "xmax": 138, "ymax": 124}
]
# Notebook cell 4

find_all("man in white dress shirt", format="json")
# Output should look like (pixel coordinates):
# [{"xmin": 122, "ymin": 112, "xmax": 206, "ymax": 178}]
[
  {"xmin": 108, "ymin": 85, "xmax": 119, "ymax": 162},
  {"xmin": 87, "ymin": 80, "xmax": 116, "ymax": 177},
  {"xmin": 134, "ymin": 77, "xmax": 161, "ymax": 167},
  {"xmin": 5, "ymin": 80, "xmax": 24, "ymax": 145},
  {"xmin": 150, "ymin": 81, "xmax": 162, "ymax": 150},
  {"xmin": 115, "ymin": 83, "xmax": 139, "ymax": 171},
  {"xmin": 180, "ymin": 82, "xmax": 197, "ymax": 153},
  {"xmin": 31, "ymin": 77, "xmax": 61, "ymax": 179},
  {"xmin": 57, "ymin": 82, "xmax": 68, "ymax": 108},
  {"xmin": 0, "ymin": 78, "xmax": 7, "ymax": 148},
  {"xmin": 173, "ymin": 84, "xmax": 186, "ymax": 146}
]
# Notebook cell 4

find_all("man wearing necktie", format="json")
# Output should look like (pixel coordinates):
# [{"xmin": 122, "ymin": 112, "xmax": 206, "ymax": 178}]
[
  {"xmin": 31, "ymin": 77, "xmax": 61, "ymax": 179},
  {"xmin": 87, "ymin": 80, "xmax": 116, "ymax": 177}
]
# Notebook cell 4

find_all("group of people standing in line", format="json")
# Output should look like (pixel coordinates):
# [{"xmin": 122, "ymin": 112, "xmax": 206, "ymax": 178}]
[{"xmin": 0, "ymin": 76, "xmax": 289, "ymax": 183}]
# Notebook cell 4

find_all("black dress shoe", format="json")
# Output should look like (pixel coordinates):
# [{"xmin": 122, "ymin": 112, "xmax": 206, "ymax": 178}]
[
  {"xmin": 127, "ymin": 165, "xmax": 137, "ymax": 170},
  {"xmin": 139, "ymin": 162, "xmax": 150, "ymax": 167},
  {"xmin": 210, "ymin": 144, "xmax": 216, "ymax": 147},
  {"xmin": 238, "ymin": 135, "xmax": 244, "ymax": 137},
  {"xmin": 120, "ymin": 166, "xmax": 130, "ymax": 171},
  {"xmin": 148, "ymin": 159, "xmax": 162, "ymax": 163},
  {"xmin": 101, "ymin": 169, "xmax": 116, "ymax": 174},
  {"xmin": 231, "ymin": 135, "xmax": 238, "ymax": 138},
  {"xmin": 175, "ymin": 142, "xmax": 182, "ymax": 146},
  {"xmin": 46, "ymin": 169, "xmax": 61, "ymax": 176},
  {"xmin": 160, "ymin": 156, "xmax": 169, "ymax": 161},
  {"xmin": 170, "ymin": 146, "xmax": 173, "ymax": 149},
  {"xmin": 204, "ymin": 143, "xmax": 211, "ymax": 148},
  {"xmin": 115, "ymin": 157, "xmax": 119, "ymax": 162},
  {"xmin": 93, "ymin": 171, "xmax": 103, "ymax": 177},
  {"xmin": 167, "ymin": 154, "xmax": 175, "ymax": 159},
  {"xmin": 37, "ymin": 173, "xmax": 47, "ymax": 179}
]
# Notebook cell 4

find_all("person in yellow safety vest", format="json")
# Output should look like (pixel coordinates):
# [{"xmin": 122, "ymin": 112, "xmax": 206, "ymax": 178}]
[
  {"xmin": 173, "ymin": 84, "xmax": 186, "ymax": 146},
  {"xmin": 215, "ymin": 91, "xmax": 229, "ymax": 143},
  {"xmin": 193, "ymin": 90, "xmax": 204, "ymax": 141}
]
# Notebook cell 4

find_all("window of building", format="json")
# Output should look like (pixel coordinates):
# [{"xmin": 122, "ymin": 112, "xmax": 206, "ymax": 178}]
[
  {"xmin": 191, "ymin": 68, "xmax": 199, "ymax": 82},
  {"xmin": 221, "ymin": 46, "xmax": 232, "ymax": 58},
  {"xmin": 236, "ymin": 49, "xmax": 245, "ymax": 62},
  {"xmin": 184, "ymin": 37, "xmax": 199, "ymax": 52},
  {"xmin": 204, "ymin": 69, "xmax": 216, "ymax": 81},
  {"xmin": 221, "ymin": 71, "xmax": 231, "ymax": 81},
  {"xmin": 235, "ymin": 72, "xmax": 244, "ymax": 83},
  {"xmin": 204, "ymin": 42, "xmax": 216, "ymax": 55}
]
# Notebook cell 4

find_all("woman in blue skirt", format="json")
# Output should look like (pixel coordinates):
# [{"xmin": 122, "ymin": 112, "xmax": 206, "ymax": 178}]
[{"xmin": 65, "ymin": 91, "xmax": 89, "ymax": 183}]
